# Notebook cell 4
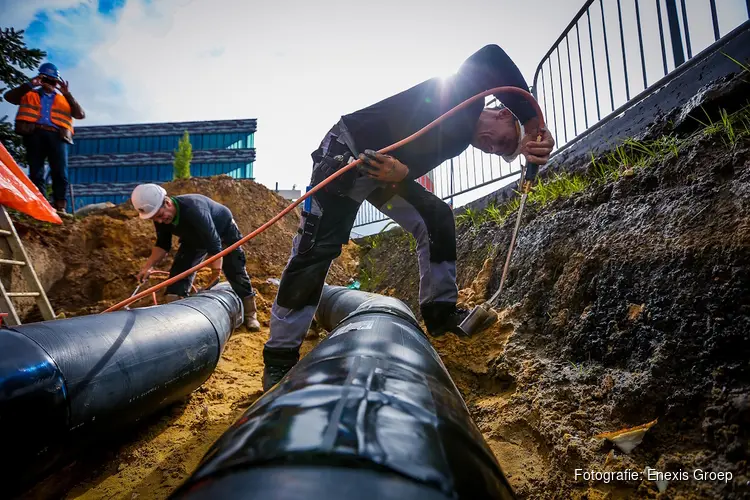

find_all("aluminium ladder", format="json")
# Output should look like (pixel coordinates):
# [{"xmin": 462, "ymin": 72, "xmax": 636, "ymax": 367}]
[{"xmin": 0, "ymin": 205, "xmax": 55, "ymax": 326}]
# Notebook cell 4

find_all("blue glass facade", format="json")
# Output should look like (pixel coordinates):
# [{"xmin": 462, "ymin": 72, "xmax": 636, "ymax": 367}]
[
  {"xmin": 67, "ymin": 119, "xmax": 256, "ymax": 211},
  {"xmin": 70, "ymin": 132, "xmax": 254, "ymax": 155},
  {"xmin": 68, "ymin": 162, "xmax": 253, "ymax": 184}
]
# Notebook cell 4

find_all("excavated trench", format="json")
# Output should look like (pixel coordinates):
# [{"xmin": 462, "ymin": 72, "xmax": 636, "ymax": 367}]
[
  {"xmin": 7, "ymin": 67, "xmax": 750, "ymax": 499},
  {"xmin": 358, "ymin": 108, "xmax": 750, "ymax": 497}
]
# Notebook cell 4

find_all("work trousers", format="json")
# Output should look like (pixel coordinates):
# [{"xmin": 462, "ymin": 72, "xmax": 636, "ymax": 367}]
[
  {"xmin": 23, "ymin": 128, "xmax": 69, "ymax": 203},
  {"xmin": 165, "ymin": 220, "xmax": 255, "ymax": 299},
  {"xmin": 267, "ymin": 125, "xmax": 458, "ymax": 351}
]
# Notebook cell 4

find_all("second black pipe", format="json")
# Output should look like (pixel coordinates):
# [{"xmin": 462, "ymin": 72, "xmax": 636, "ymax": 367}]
[{"xmin": 174, "ymin": 286, "xmax": 515, "ymax": 500}]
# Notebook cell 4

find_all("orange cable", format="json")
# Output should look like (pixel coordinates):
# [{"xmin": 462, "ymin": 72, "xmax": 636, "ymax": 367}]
[{"xmin": 105, "ymin": 86, "xmax": 545, "ymax": 312}]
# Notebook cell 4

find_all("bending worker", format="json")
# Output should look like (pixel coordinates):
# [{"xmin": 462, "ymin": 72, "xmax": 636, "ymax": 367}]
[
  {"xmin": 131, "ymin": 183, "xmax": 261, "ymax": 331},
  {"xmin": 3, "ymin": 62, "xmax": 85, "ymax": 214},
  {"xmin": 262, "ymin": 44, "xmax": 555, "ymax": 390}
]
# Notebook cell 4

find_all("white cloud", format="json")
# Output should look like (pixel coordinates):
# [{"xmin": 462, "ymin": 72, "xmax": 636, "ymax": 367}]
[
  {"xmin": 0, "ymin": 0, "xmax": 86, "ymax": 29},
  {"xmin": 3, "ymin": 0, "xmax": 586, "ymax": 191}
]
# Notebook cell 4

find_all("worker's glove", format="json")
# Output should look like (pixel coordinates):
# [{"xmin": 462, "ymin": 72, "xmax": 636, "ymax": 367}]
[
  {"xmin": 358, "ymin": 150, "xmax": 409, "ymax": 183},
  {"xmin": 310, "ymin": 153, "xmax": 359, "ymax": 196}
]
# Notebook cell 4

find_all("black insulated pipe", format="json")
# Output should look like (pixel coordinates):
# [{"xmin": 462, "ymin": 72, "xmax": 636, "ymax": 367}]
[
  {"xmin": 174, "ymin": 285, "xmax": 515, "ymax": 500},
  {"xmin": 0, "ymin": 283, "xmax": 242, "ymax": 494}
]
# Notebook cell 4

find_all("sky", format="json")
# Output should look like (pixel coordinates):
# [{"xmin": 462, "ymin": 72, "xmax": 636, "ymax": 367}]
[
  {"xmin": 0, "ymin": 0, "xmax": 588, "ymax": 193},
  {"xmin": 1, "ymin": 0, "xmax": 747, "ymax": 235}
]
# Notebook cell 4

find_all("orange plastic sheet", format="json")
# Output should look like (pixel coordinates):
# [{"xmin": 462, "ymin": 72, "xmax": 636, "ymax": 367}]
[{"xmin": 0, "ymin": 141, "xmax": 62, "ymax": 224}]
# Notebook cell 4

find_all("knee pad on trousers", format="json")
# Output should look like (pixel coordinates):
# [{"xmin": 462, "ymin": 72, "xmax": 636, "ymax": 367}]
[{"xmin": 276, "ymin": 243, "xmax": 343, "ymax": 310}]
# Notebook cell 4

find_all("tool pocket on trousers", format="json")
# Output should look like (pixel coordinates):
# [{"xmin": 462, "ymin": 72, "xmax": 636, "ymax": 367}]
[{"xmin": 297, "ymin": 196, "xmax": 323, "ymax": 255}]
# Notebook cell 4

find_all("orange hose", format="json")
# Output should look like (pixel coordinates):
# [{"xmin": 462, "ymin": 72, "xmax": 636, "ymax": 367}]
[
  {"xmin": 126, "ymin": 270, "xmax": 198, "ymax": 308},
  {"xmin": 105, "ymin": 86, "xmax": 545, "ymax": 313}
]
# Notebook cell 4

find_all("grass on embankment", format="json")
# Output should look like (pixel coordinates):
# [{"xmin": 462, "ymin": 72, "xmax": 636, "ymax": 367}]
[{"xmin": 456, "ymin": 101, "xmax": 750, "ymax": 230}]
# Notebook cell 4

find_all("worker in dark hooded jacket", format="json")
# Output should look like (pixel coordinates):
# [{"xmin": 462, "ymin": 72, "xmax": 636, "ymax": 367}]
[
  {"xmin": 262, "ymin": 44, "xmax": 555, "ymax": 390},
  {"xmin": 131, "ymin": 183, "xmax": 261, "ymax": 331}
]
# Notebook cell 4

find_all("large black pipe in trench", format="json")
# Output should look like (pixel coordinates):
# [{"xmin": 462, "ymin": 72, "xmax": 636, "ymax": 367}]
[
  {"xmin": 0, "ymin": 283, "xmax": 242, "ymax": 493},
  {"xmin": 174, "ymin": 285, "xmax": 515, "ymax": 500}
]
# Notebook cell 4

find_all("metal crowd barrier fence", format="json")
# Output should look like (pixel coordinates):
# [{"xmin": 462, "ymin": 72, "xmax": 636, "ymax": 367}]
[
  {"xmin": 532, "ymin": 0, "xmax": 750, "ymax": 150},
  {"xmin": 353, "ymin": 0, "xmax": 750, "ymax": 229}
]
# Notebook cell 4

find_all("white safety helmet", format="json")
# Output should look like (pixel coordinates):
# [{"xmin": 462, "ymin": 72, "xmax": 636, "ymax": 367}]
[{"xmin": 131, "ymin": 183, "xmax": 167, "ymax": 219}]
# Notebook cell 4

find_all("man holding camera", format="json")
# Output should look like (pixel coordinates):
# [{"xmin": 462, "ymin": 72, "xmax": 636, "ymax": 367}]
[{"xmin": 3, "ymin": 62, "xmax": 85, "ymax": 214}]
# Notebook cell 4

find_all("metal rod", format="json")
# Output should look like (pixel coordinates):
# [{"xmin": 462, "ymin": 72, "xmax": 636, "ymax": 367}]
[
  {"xmin": 449, "ymin": 158, "xmax": 454, "ymax": 208},
  {"xmin": 0, "ymin": 258, "xmax": 26, "ymax": 266},
  {"xmin": 455, "ymin": 159, "xmax": 462, "ymax": 194},
  {"xmin": 0, "ymin": 229, "xmax": 11, "ymax": 236},
  {"xmin": 575, "ymin": 22, "xmax": 589, "ymax": 128},
  {"xmin": 679, "ymin": 0, "xmax": 692, "ymax": 59},
  {"xmin": 556, "ymin": 47, "xmax": 569, "ymax": 143},
  {"xmin": 472, "ymin": 147, "xmax": 478, "ymax": 186},
  {"xmin": 665, "ymin": 0, "xmax": 686, "ymax": 66},
  {"xmin": 634, "ymin": 0, "xmax": 648, "ymax": 89},
  {"xmin": 656, "ymin": 0, "xmax": 670, "ymax": 74},
  {"xmin": 479, "ymin": 148, "xmax": 485, "ymax": 184},
  {"xmin": 465, "ymin": 150, "xmax": 470, "ymax": 184},
  {"xmin": 541, "ymin": 66, "xmax": 550, "ymax": 129},
  {"xmin": 708, "ymin": 0, "xmax": 720, "ymax": 41},
  {"xmin": 6, "ymin": 292, "xmax": 40, "ymax": 298},
  {"xmin": 548, "ymin": 58, "xmax": 559, "ymax": 146},
  {"xmin": 588, "ymin": 8, "xmax": 602, "ymax": 120},
  {"xmin": 493, "ymin": 193, "xmax": 528, "ymax": 302},
  {"xmin": 456, "ymin": 155, "xmax": 461, "ymax": 193},
  {"xmin": 438, "ymin": 163, "xmax": 444, "ymax": 199},
  {"xmin": 600, "ymin": 0, "xmax": 616, "ymax": 111},
  {"xmin": 444, "ymin": 161, "xmax": 449, "ymax": 198},
  {"xmin": 565, "ymin": 35, "xmax": 578, "ymax": 136},
  {"xmin": 616, "ymin": 0, "xmax": 631, "ymax": 100}
]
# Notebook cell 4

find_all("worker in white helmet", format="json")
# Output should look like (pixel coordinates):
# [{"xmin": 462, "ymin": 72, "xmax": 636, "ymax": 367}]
[{"xmin": 130, "ymin": 183, "xmax": 261, "ymax": 331}]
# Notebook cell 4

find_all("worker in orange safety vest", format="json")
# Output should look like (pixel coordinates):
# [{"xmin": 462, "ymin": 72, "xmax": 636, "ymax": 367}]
[{"xmin": 4, "ymin": 62, "xmax": 85, "ymax": 215}]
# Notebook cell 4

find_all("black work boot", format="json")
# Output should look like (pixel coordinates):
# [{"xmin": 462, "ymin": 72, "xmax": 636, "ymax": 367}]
[
  {"xmin": 262, "ymin": 346, "xmax": 300, "ymax": 392},
  {"xmin": 420, "ymin": 302, "xmax": 470, "ymax": 338}
]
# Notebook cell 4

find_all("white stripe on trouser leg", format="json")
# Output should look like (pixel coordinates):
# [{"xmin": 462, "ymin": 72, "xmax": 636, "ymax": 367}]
[{"xmin": 378, "ymin": 195, "xmax": 458, "ymax": 304}]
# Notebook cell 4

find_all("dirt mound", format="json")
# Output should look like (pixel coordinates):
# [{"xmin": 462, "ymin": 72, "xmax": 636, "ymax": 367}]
[
  {"xmin": 8, "ymin": 176, "xmax": 358, "ymax": 320},
  {"xmin": 358, "ymin": 132, "xmax": 750, "ymax": 498}
]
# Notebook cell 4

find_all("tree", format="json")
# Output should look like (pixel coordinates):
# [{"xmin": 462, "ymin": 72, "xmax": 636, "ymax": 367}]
[
  {"xmin": 173, "ymin": 130, "xmax": 192, "ymax": 179},
  {"xmin": 0, "ymin": 27, "xmax": 46, "ymax": 163}
]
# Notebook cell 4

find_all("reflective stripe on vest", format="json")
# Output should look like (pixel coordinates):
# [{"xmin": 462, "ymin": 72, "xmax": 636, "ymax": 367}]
[
  {"xmin": 16, "ymin": 91, "xmax": 75, "ymax": 134},
  {"xmin": 51, "ymin": 108, "xmax": 73, "ymax": 129},
  {"xmin": 17, "ymin": 102, "xmax": 41, "ymax": 122}
]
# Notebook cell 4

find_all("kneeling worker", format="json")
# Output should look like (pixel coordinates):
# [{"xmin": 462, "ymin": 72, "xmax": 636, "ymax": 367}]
[{"xmin": 131, "ymin": 183, "xmax": 261, "ymax": 331}]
